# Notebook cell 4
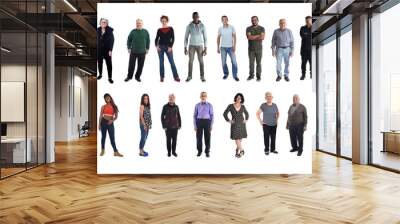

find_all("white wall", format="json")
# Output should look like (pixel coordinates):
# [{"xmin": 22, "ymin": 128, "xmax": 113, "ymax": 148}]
[{"xmin": 54, "ymin": 67, "xmax": 89, "ymax": 141}]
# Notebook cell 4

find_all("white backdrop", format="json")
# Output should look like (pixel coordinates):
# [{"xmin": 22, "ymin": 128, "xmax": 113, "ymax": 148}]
[{"xmin": 97, "ymin": 3, "xmax": 314, "ymax": 174}]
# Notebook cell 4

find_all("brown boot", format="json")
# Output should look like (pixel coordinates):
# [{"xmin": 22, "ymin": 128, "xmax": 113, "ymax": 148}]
[
  {"xmin": 114, "ymin": 151, "xmax": 123, "ymax": 157},
  {"xmin": 100, "ymin": 149, "xmax": 105, "ymax": 156}
]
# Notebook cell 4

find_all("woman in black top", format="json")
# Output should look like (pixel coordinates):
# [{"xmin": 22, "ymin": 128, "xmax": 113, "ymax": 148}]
[
  {"xmin": 223, "ymin": 93, "xmax": 249, "ymax": 158},
  {"xmin": 155, "ymin": 15, "xmax": 180, "ymax": 82},
  {"xmin": 97, "ymin": 18, "xmax": 115, "ymax": 83},
  {"xmin": 161, "ymin": 94, "xmax": 182, "ymax": 157}
]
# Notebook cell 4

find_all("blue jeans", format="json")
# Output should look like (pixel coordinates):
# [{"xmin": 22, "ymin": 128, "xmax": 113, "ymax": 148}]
[
  {"xmin": 221, "ymin": 47, "xmax": 238, "ymax": 78},
  {"xmin": 101, "ymin": 118, "xmax": 117, "ymax": 152},
  {"xmin": 276, "ymin": 47, "xmax": 291, "ymax": 77},
  {"xmin": 158, "ymin": 45, "xmax": 179, "ymax": 79},
  {"xmin": 139, "ymin": 124, "xmax": 149, "ymax": 150}
]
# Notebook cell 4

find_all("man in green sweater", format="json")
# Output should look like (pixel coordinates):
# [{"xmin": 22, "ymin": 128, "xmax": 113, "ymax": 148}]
[{"xmin": 125, "ymin": 19, "xmax": 150, "ymax": 82}]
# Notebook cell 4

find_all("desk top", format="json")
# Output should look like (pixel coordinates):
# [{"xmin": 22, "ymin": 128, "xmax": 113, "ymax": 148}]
[{"xmin": 1, "ymin": 138, "xmax": 29, "ymax": 143}]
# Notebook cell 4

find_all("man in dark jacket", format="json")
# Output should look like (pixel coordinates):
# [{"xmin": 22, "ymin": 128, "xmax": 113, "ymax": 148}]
[
  {"xmin": 97, "ymin": 18, "xmax": 115, "ymax": 83},
  {"xmin": 161, "ymin": 94, "xmax": 181, "ymax": 157},
  {"xmin": 300, "ymin": 16, "xmax": 312, "ymax": 80},
  {"xmin": 287, "ymin": 94, "xmax": 307, "ymax": 156}
]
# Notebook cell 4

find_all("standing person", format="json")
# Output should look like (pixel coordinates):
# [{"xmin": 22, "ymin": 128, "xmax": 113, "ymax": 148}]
[
  {"xmin": 161, "ymin": 94, "xmax": 182, "ymax": 157},
  {"xmin": 256, "ymin": 92, "xmax": 279, "ymax": 156},
  {"xmin": 98, "ymin": 93, "xmax": 123, "ymax": 157},
  {"xmin": 223, "ymin": 93, "xmax": 249, "ymax": 158},
  {"xmin": 184, "ymin": 12, "xmax": 207, "ymax": 82},
  {"xmin": 272, "ymin": 18, "xmax": 294, "ymax": 82},
  {"xmin": 193, "ymin": 92, "xmax": 214, "ymax": 158},
  {"xmin": 287, "ymin": 94, "xmax": 307, "ymax": 156},
  {"xmin": 97, "ymin": 18, "xmax": 114, "ymax": 83},
  {"xmin": 217, "ymin": 15, "xmax": 239, "ymax": 81},
  {"xmin": 300, "ymin": 16, "xmax": 312, "ymax": 80},
  {"xmin": 139, "ymin": 94, "xmax": 152, "ymax": 157},
  {"xmin": 125, "ymin": 19, "xmax": 150, "ymax": 82},
  {"xmin": 246, "ymin": 16, "xmax": 265, "ymax": 82},
  {"xmin": 155, "ymin": 15, "xmax": 180, "ymax": 82}
]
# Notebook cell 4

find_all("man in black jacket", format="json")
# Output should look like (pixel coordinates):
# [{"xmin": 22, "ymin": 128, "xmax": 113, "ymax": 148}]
[
  {"xmin": 97, "ymin": 18, "xmax": 115, "ymax": 83},
  {"xmin": 300, "ymin": 16, "xmax": 312, "ymax": 80},
  {"xmin": 161, "ymin": 94, "xmax": 182, "ymax": 157}
]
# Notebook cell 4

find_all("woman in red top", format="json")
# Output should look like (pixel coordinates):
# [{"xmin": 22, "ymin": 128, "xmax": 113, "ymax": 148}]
[{"xmin": 98, "ymin": 93, "xmax": 123, "ymax": 157}]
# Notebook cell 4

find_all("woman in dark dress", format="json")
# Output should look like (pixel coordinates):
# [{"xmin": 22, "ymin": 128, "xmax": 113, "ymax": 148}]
[
  {"xmin": 97, "ymin": 18, "xmax": 115, "ymax": 83},
  {"xmin": 223, "ymin": 93, "xmax": 249, "ymax": 158}
]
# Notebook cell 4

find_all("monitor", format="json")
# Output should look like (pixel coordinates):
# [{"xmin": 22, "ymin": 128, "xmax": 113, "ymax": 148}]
[{"xmin": 1, "ymin": 123, "xmax": 7, "ymax": 137}]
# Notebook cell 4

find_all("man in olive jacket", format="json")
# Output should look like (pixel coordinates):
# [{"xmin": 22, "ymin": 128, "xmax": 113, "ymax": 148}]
[
  {"xmin": 286, "ymin": 94, "xmax": 307, "ymax": 156},
  {"xmin": 125, "ymin": 19, "xmax": 150, "ymax": 82}
]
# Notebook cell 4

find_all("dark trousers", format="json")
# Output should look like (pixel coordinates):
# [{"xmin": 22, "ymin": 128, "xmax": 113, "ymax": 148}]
[
  {"xmin": 301, "ymin": 50, "xmax": 311, "ymax": 77},
  {"xmin": 196, "ymin": 119, "xmax": 211, "ymax": 154},
  {"xmin": 263, "ymin": 125, "xmax": 277, "ymax": 152},
  {"xmin": 100, "ymin": 118, "xmax": 117, "ymax": 152},
  {"xmin": 98, "ymin": 51, "xmax": 112, "ymax": 79},
  {"xmin": 165, "ymin": 128, "xmax": 178, "ymax": 154},
  {"xmin": 289, "ymin": 124, "xmax": 305, "ymax": 152},
  {"xmin": 127, "ymin": 52, "xmax": 146, "ymax": 79}
]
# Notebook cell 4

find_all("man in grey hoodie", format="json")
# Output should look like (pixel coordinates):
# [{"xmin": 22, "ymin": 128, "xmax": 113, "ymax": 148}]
[{"xmin": 184, "ymin": 12, "xmax": 207, "ymax": 82}]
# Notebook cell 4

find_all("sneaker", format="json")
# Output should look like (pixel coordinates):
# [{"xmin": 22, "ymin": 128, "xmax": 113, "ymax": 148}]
[
  {"xmin": 100, "ymin": 149, "xmax": 105, "ymax": 156},
  {"xmin": 284, "ymin": 76, "xmax": 290, "ymax": 82},
  {"xmin": 271, "ymin": 150, "xmax": 278, "ymax": 154},
  {"xmin": 108, "ymin": 78, "xmax": 114, "ymax": 84},
  {"xmin": 276, "ymin": 76, "xmax": 282, "ymax": 82},
  {"xmin": 247, "ymin": 75, "xmax": 254, "ymax": 81},
  {"xmin": 97, "ymin": 75, "xmax": 102, "ymax": 80},
  {"xmin": 114, "ymin": 151, "xmax": 124, "ymax": 157},
  {"xmin": 264, "ymin": 151, "xmax": 269, "ymax": 155},
  {"xmin": 186, "ymin": 76, "xmax": 192, "ymax": 82},
  {"xmin": 124, "ymin": 77, "xmax": 131, "ymax": 82},
  {"xmin": 139, "ymin": 151, "xmax": 149, "ymax": 157}
]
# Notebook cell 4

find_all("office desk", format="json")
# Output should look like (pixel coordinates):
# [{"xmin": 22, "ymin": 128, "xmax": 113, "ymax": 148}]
[
  {"xmin": 1, "ymin": 138, "xmax": 31, "ymax": 163},
  {"xmin": 381, "ymin": 131, "xmax": 400, "ymax": 154}
]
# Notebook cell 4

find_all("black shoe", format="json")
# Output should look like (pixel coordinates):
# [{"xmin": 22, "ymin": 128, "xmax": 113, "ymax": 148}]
[
  {"xmin": 300, "ymin": 75, "xmax": 305, "ymax": 80},
  {"xmin": 201, "ymin": 77, "xmax": 206, "ymax": 82},
  {"xmin": 290, "ymin": 149, "xmax": 298, "ymax": 152},
  {"xmin": 276, "ymin": 76, "xmax": 282, "ymax": 82},
  {"xmin": 172, "ymin": 152, "xmax": 178, "ymax": 157},
  {"xmin": 186, "ymin": 76, "xmax": 192, "ymax": 82},
  {"xmin": 247, "ymin": 75, "xmax": 254, "ymax": 81},
  {"xmin": 197, "ymin": 151, "xmax": 202, "ymax": 157},
  {"xmin": 206, "ymin": 153, "xmax": 210, "ymax": 158},
  {"xmin": 223, "ymin": 75, "xmax": 228, "ymax": 80},
  {"xmin": 256, "ymin": 77, "xmax": 261, "ymax": 82},
  {"xmin": 135, "ymin": 77, "xmax": 141, "ymax": 82},
  {"xmin": 97, "ymin": 75, "xmax": 102, "ymax": 80},
  {"xmin": 271, "ymin": 150, "xmax": 278, "ymax": 154},
  {"xmin": 264, "ymin": 151, "xmax": 269, "ymax": 155},
  {"xmin": 234, "ymin": 77, "xmax": 239, "ymax": 81},
  {"xmin": 124, "ymin": 77, "xmax": 131, "ymax": 82},
  {"xmin": 297, "ymin": 150, "xmax": 303, "ymax": 156},
  {"xmin": 284, "ymin": 76, "xmax": 290, "ymax": 82},
  {"xmin": 160, "ymin": 78, "xmax": 164, "ymax": 82},
  {"xmin": 167, "ymin": 152, "xmax": 171, "ymax": 157},
  {"xmin": 108, "ymin": 78, "xmax": 114, "ymax": 84}
]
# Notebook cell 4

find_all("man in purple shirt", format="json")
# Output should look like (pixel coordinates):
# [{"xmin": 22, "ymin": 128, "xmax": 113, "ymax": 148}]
[{"xmin": 194, "ymin": 92, "xmax": 214, "ymax": 157}]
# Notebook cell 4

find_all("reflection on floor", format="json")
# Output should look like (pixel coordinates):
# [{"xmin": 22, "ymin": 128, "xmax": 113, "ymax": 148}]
[
  {"xmin": 0, "ymin": 135, "xmax": 400, "ymax": 223},
  {"xmin": 373, "ymin": 151, "xmax": 400, "ymax": 170}
]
